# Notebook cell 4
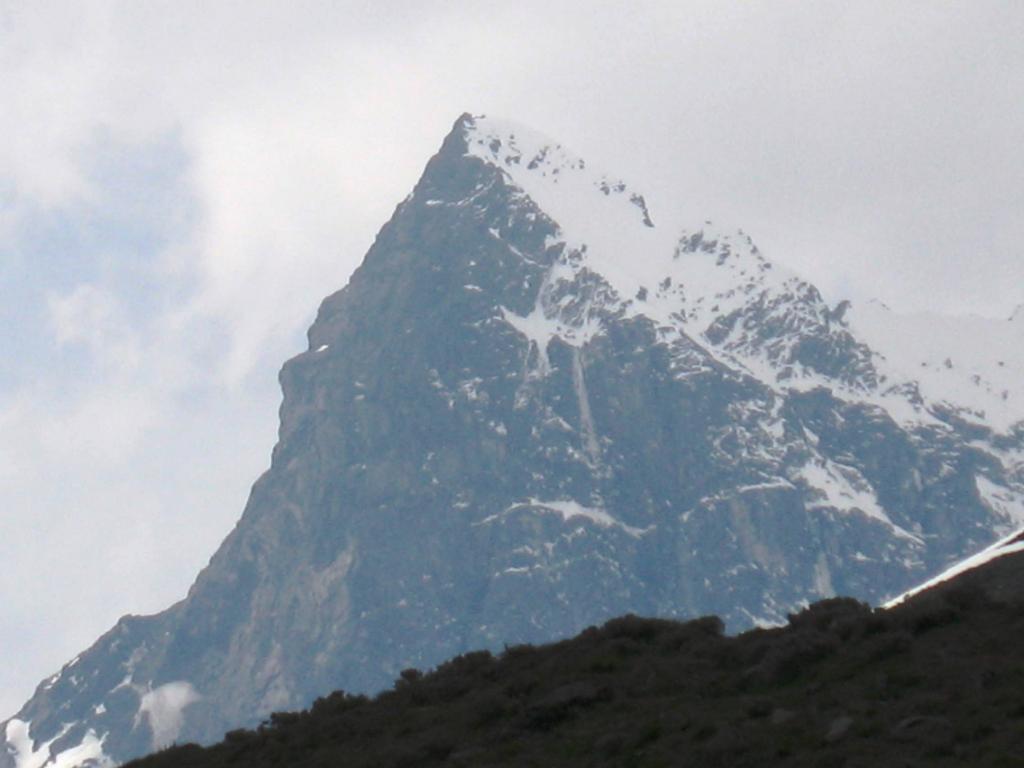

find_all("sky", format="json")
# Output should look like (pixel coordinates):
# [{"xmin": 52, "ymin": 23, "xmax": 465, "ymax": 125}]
[{"xmin": 2, "ymin": 1, "xmax": 1023, "ymax": 718}]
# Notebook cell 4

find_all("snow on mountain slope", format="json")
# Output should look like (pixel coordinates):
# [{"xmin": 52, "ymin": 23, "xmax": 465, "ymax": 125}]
[
  {"xmin": 464, "ymin": 117, "xmax": 801, "ymax": 336},
  {"xmin": 466, "ymin": 118, "xmax": 854, "ymax": 377},
  {"xmin": 3, "ymin": 719, "xmax": 111, "ymax": 768},
  {"xmin": 848, "ymin": 302, "xmax": 1024, "ymax": 433},
  {"xmin": 884, "ymin": 527, "xmax": 1024, "ymax": 607},
  {"xmin": 464, "ymin": 114, "xmax": 1024, "ymax": 546},
  {"xmin": 465, "ymin": 115, "xmax": 1023, "ymax": 439}
]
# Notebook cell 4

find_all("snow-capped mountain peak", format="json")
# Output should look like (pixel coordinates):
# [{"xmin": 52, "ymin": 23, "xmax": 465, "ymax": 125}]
[
  {"xmin": 461, "ymin": 115, "xmax": 835, "ymax": 389},
  {"xmin": 462, "ymin": 114, "xmax": 676, "ymax": 306},
  {"xmin": 463, "ymin": 113, "xmax": 656, "ymax": 228},
  {"xmin": 461, "ymin": 115, "xmax": 1024, "ymax": 440},
  {"xmin": 460, "ymin": 115, "xmax": 801, "ymax": 323},
  {"xmin": 5, "ymin": 113, "xmax": 1024, "ymax": 768}
]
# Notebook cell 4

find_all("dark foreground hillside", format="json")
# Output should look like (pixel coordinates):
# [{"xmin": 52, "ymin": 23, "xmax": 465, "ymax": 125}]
[{"xmin": 129, "ymin": 555, "xmax": 1024, "ymax": 768}]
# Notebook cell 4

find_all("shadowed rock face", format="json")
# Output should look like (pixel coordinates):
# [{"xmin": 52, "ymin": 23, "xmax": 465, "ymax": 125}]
[{"xmin": 4, "ymin": 114, "xmax": 1022, "ymax": 767}]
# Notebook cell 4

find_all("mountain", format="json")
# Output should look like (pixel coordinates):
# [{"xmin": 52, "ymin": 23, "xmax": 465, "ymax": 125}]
[
  {"xmin": 4, "ymin": 113, "xmax": 1023, "ymax": 767},
  {"xmin": 124, "ymin": 542, "xmax": 1024, "ymax": 768}
]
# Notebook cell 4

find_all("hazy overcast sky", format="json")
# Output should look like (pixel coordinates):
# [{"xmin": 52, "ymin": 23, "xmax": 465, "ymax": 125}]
[{"xmin": 2, "ymin": 1, "xmax": 1023, "ymax": 717}]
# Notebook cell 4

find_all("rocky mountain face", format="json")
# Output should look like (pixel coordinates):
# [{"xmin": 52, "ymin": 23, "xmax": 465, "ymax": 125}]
[{"xmin": 4, "ymin": 114, "xmax": 1023, "ymax": 768}]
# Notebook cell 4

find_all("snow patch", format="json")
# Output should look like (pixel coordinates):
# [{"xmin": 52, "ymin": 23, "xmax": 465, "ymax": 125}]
[
  {"xmin": 848, "ymin": 302, "xmax": 1024, "ymax": 433},
  {"xmin": 884, "ymin": 528, "xmax": 1024, "ymax": 607},
  {"xmin": 500, "ymin": 258, "xmax": 603, "ymax": 376},
  {"xmin": 520, "ymin": 499, "xmax": 648, "ymax": 537},
  {"xmin": 795, "ymin": 459, "xmax": 922, "ymax": 543},
  {"xmin": 4, "ymin": 719, "xmax": 112, "ymax": 768},
  {"xmin": 735, "ymin": 479, "xmax": 795, "ymax": 493},
  {"xmin": 110, "ymin": 674, "xmax": 132, "ymax": 693},
  {"xmin": 476, "ymin": 498, "xmax": 650, "ymax": 537},
  {"xmin": 975, "ymin": 475, "xmax": 1024, "ymax": 527},
  {"xmin": 501, "ymin": 303, "xmax": 602, "ymax": 364}
]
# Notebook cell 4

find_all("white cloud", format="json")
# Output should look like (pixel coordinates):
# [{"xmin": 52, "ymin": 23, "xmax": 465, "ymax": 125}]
[
  {"xmin": 48, "ymin": 284, "xmax": 137, "ymax": 362},
  {"xmin": 137, "ymin": 682, "xmax": 202, "ymax": 750},
  {"xmin": 39, "ymin": 390, "xmax": 158, "ymax": 465}
]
